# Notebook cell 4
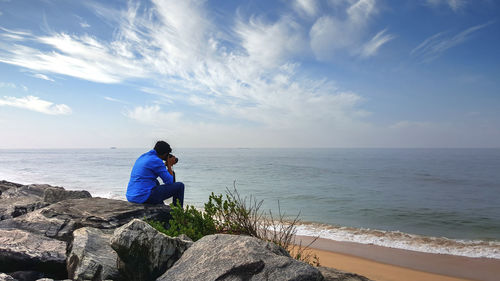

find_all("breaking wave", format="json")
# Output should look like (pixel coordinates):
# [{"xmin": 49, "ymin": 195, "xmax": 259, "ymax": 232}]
[{"xmin": 294, "ymin": 222, "xmax": 500, "ymax": 259}]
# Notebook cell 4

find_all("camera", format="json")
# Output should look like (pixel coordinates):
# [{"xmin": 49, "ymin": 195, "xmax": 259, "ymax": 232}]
[{"xmin": 168, "ymin": 154, "xmax": 179, "ymax": 164}]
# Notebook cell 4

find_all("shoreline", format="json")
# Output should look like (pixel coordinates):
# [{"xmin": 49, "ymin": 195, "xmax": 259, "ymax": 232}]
[{"xmin": 296, "ymin": 235, "xmax": 500, "ymax": 281}]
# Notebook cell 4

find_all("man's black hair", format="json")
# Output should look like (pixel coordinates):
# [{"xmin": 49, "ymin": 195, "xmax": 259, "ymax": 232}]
[{"xmin": 154, "ymin": 140, "xmax": 172, "ymax": 156}]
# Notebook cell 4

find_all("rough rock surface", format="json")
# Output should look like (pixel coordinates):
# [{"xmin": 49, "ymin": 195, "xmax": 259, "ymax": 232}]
[
  {"xmin": 0, "ymin": 185, "xmax": 55, "ymax": 220},
  {"xmin": 36, "ymin": 278, "xmax": 72, "ymax": 281},
  {"xmin": 0, "ymin": 229, "xmax": 66, "ymax": 278},
  {"xmin": 0, "ymin": 180, "xmax": 23, "ymax": 195},
  {"xmin": 111, "ymin": 219, "xmax": 192, "ymax": 281},
  {"xmin": 158, "ymin": 234, "xmax": 323, "ymax": 281},
  {"xmin": 0, "ymin": 197, "xmax": 172, "ymax": 241},
  {"xmin": 7, "ymin": 270, "xmax": 45, "ymax": 281},
  {"xmin": 176, "ymin": 233, "xmax": 193, "ymax": 242},
  {"xmin": 0, "ymin": 184, "xmax": 90, "ymax": 221},
  {"xmin": 35, "ymin": 279, "xmax": 72, "ymax": 281},
  {"xmin": 42, "ymin": 188, "xmax": 91, "ymax": 204},
  {"xmin": 66, "ymin": 227, "xmax": 120, "ymax": 281},
  {"xmin": 0, "ymin": 273, "xmax": 16, "ymax": 281},
  {"xmin": 318, "ymin": 267, "xmax": 372, "ymax": 281}
]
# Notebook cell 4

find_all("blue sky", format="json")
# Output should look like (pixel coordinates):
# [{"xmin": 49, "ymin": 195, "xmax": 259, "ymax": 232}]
[{"xmin": 0, "ymin": 0, "xmax": 499, "ymax": 148}]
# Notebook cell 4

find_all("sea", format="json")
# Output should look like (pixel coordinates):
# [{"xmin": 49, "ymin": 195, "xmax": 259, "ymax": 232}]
[{"xmin": 0, "ymin": 148, "xmax": 499, "ymax": 259}]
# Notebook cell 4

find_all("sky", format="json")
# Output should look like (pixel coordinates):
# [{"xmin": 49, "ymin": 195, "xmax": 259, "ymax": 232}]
[{"xmin": 0, "ymin": 0, "xmax": 499, "ymax": 148}]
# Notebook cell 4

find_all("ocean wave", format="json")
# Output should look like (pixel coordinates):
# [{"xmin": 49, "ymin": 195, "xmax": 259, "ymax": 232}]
[{"xmin": 293, "ymin": 222, "xmax": 500, "ymax": 259}]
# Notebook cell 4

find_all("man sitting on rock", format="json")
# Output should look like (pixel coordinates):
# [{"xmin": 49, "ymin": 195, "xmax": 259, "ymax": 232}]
[{"xmin": 126, "ymin": 140, "xmax": 184, "ymax": 207}]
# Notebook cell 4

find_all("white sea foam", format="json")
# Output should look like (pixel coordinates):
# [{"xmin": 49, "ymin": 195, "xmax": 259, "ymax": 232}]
[{"xmin": 293, "ymin": 222, "xmax": 500, "ymax": 259}]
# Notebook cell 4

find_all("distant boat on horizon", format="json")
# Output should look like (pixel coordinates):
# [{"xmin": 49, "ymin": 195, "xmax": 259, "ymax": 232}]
[{"xmin": 110, "ymin": 147, "xmax": 117, "ymax": 149}]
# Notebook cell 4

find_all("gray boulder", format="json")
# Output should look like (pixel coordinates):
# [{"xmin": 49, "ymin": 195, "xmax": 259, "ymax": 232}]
[
  {"xmin": 0, "ymin": 184, "xmax": 90, "ymax": 221},
  {"xmin": 66, "ymin": 227, "xmax": 120, "ymax": 281},
  {"xmin": 0, "ymin": 273, "xmax": 16, "ymax": 281},
  {"xmin": 318, "ymin": 267, "xmax": 372, "ymax": 281},
  {"xmin": 0, "ymin": 180, "xmax": 23, "ymax": 195},
  {"xmin": 1, "ymin": 184, "xmax": 63, "ymax": 198},
  {"xmin": 0, "ymin": 185, "xmax": 56, "ymax": 220},
  {"xmin": 110, "ymin": 219, "xmax": 192, "ymax": 281},
  {"xmin": 176, "ymin": 233, "xmax": 193, "ymax": 242},
  {"xmin": 158, "ymin": 234, "xmax": 323, "ymax": 281},
  {"xmin": 0, "ymin": 197, "xmax": 171, "ymax": 242},
  {"xmin": 7, "ymin": 271, "xmax": 45, "ymax": 281},
  {"xmin": 0, "ymin": 229, "xmax": 66, "ymax": 278},
  {"xmin": 43, "ymin": 188, "xmax": 91, "ymax": 204}
]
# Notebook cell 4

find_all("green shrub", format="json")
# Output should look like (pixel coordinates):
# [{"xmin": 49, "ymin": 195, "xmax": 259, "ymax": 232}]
[
  {"xmin": 146, "ymin": 185, "xmax": 320, "ymax": 266},
  {"xmin": 148, "ymin": 200, "xmax": 216, "ymax": 241},
  {"xmin": 204, "ymin": 191, "xmax": 260, "ymax": 236}
]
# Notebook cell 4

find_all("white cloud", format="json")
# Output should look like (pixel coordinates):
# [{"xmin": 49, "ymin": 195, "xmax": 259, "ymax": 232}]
[
  {"xmin": 426, "ymin": 0, "xmax": 467, "ymax": 12},
  {"xmin": 0, "ymin": 0, "xmax": 371, "ymax": 146},
  {"xmin": 310, "ymin": 15, "xmax": 351, "ymax": 58},
  {"xmin": 104, "ymin": 96, "xmax": 129, "ymax": 104},
  {"xmin": 0, "ymin": 82, "xmax": 16, "ymax": 88},
  {"xmin": 411, "ymin": 22, "xmax": 493, "ymax": 62},
  {"xmin": 360, "ymin": 28, "xmax": 395, "ymax": 57},
  {"xmin": 310, "ymin": 0, "xmax": 392, "ymax": 59},
  {"xmin": 125, "ymin": 105, "xmax": 181, "ymax": 125},
  {"xmin": 0, "ymin": 95, "xmax": 72, "ymax": 115},
  {"xmin": 235, "ymin": 15, "xmax": 306, "ymax": 68},
  {"xmin": 293, "ymin": 0, "xmax": 318, "ymax": 17},
  {"xmin": 33, "ymin": 73, "xmax": 55, "ymax": 82},
  {"xmin": 80, "ymin": 22, "xmax": 90, "ymax": 28},
  {"xmin": 347, "ymin": 0, "xmax": 377, "ymax": 24},
  {"xmin": 0, "ymin": 30, "xmax": 148, "ymax": 83},
  {"xmin": 0, "ymin": 26, "xmax": 32, "ymax": 36}
]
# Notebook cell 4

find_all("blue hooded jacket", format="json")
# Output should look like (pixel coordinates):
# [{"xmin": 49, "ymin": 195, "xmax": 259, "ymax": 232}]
[{"xmin": 126, "ymin": 149, "xmax": 174, "ymax": 203}]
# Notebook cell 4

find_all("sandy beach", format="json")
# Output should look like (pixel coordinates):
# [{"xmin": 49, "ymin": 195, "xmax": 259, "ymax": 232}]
[{"xmin": 296, "ymin": 236, "xmax": 500, "ymax": 281}]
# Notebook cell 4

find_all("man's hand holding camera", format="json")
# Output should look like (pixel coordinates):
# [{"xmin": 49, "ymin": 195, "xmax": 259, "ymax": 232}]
[{"xmin": 166, "ymin": 154, "xmax": 178, "ymax": 176}]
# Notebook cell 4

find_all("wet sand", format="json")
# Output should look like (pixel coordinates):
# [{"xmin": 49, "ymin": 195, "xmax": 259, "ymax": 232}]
[{"xmin": 295, "ymin": 236, "xmax": 500, "ymax": 281}]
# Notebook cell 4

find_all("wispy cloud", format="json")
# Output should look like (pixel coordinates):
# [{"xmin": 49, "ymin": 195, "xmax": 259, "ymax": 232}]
[
  {"xmin": 124, "ymin": 105, "xmax": 181, "ymax": 125},
  {"xmin": 33, "ymin": 73, "xmax": 55, "ymax": 82},
  {"xmin": 0, "ymin": 82, "xmax": 17, "ymax": 88},
  {"xmin": 309, "ymin": 0, "xmax": 393, "ymax": 59},
  {"xmin": 411, "ymin": 22, "xmax": 493, "ymax": 62},
  {"xmin": 80, "ymin": 22, "xmax": 90, "ymax": 28},
  {"xmin": 0, "ymin": 95, "xmax": 72, "ymax": 115},
  {"xmin": 360, "ymin": 28, "xmax": 395, "ymax": 58},
  {"xmin": 293, "ymin": 0, "xmax": 318, "ymax": 17},
  {"xmin": 426, "ymin": 0, "xmax": 467, "ymax": 12},
  {"xmin": 0, "ymin": 0, "xmax": 369, "ymax": 141},
  {"xmin": 235, "ymin": 15, "xmax": 306, "ymax": 68},
  {"xmin": 0, "ymin": 30, "xmax": 148, "ymax": 83},
  {"xmin": 104, "ymin": 96, "xmax": 129, "ymax": 104}
]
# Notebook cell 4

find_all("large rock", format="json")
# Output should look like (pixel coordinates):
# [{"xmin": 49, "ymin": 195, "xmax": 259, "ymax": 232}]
[
  {"xmin": 0, "ymin": 185, "xmax": 55, "ymax": 220},
  {"xmin": 0, "ymin": 229, "xmax": 66, "ymax": 279},
  {"xmin": 66, "ymin": 227, "xmax": 120, "ymax": 281},
  {"xmin": 0, "ymin": 273, "xmax": 16, "ymax": 281},
  {"xmin": 42, "ymin": 189, "xmax": 91, "ymax": 204},
  {"xmin": 0, "ymin": 180, "xmax": 23, "ymax": 195},
  {"xmin": 0, "ymin": 197, "xmax": 171, "ymax": 242},
  {"xmin": 318, "ymin": 267, "xmax": 372, "ymax": 281},
  {"xmin": 110, "ymin": 219, "xmax": 192, "ymax": 281},
  {"xmin": 7, "ymin": 270, "xmax": 45, "ymax": 281},
  {"xmin": 158, "ymin": 234, "xmax": 323, "ymax": 281},
  {"xmin": 0, "ymin": 184, "xmax": 90, "ymax": 221}
]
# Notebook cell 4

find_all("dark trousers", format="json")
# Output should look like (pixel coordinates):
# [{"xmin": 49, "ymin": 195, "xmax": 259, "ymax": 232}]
[{"xmin": 144, "ymin": 182, "xmax": 185, "ymax": 207}]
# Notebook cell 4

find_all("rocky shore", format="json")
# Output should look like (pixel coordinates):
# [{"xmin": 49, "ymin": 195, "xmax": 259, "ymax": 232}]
[{"xmin": 0, "ymin": 180, "xmax": 371, "ymax": 281}]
